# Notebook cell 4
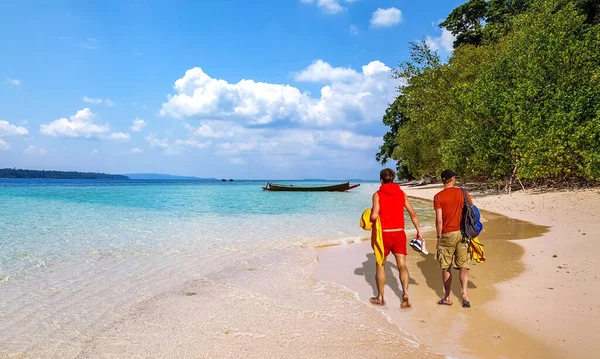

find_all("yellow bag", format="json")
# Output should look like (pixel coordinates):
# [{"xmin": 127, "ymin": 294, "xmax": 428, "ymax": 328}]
[{"xmin": 469, "ymin": 236, "xmax": 485, "ymax": 263}]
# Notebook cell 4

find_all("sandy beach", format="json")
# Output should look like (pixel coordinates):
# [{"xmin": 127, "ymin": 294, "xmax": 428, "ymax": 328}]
[
  {"xmin": 4, "ymin": 183, "xmax": 599, "ymax": 359},
  {"xmin": 316, "ymin": 184, "xmax": 600, "ymax": 358}
]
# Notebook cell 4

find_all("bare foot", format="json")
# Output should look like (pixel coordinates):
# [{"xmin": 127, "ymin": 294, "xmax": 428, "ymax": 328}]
[
  {"xmin": 401, "ymin": 295, "xmax": 411, "ymax": 308},
  {"xmin": 370, "ymin": 297, "xmax": 385, "ymax": 306}
]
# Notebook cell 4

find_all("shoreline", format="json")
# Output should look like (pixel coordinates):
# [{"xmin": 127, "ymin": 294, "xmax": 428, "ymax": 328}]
[
  {"xmin": 315, "ymin": 184, "xmax": 600, "ymax": 358},
  {"xmin": 3, "ymin": 183, "xmax": 598, "ymax": 358}
]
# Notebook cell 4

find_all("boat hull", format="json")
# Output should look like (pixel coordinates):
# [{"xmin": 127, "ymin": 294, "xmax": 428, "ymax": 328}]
[{"xmin": 262, "ymin": 182, "xmax": 360, "ymax": 192}]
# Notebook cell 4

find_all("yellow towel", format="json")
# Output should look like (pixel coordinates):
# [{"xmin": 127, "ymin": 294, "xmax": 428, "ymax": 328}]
[
  {"xmin": 360, "ymin": 209, "xmax": 384, "ymax": 266},
  {"xmin": 469, "ymin": 236, "xmax": 485, "ymax": 263}
]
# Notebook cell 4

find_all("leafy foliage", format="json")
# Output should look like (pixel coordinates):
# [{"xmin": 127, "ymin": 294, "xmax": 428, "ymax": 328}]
[
  {"xmin": 377, "ymin": 0, "xmax": 600, "ymax": 186},
  {"xmin": 0, "ymin": 168, "xmax": 129, "ymax": 179}
]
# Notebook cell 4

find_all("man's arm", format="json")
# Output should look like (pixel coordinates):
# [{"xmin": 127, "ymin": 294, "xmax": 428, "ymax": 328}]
[
  {"xmin": 435, "ymin": 208, "xmax": 443, "ymax": 239},
  {"xmin": 404, "ymin": 196, "xmax": 423, "ymax": 240},
  {"xmin": 370, "ymin": 193, "xmax": 380, "ymax": 222}
]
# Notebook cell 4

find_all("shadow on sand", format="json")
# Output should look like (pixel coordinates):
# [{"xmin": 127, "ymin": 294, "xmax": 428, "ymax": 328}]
[
  {"xmin": 354, "ymin": 253, "xmax": 417, "ymax": 300},
  {"xmin": 354, "ymin": 252, "xmax": 477, "ymax": 302}
]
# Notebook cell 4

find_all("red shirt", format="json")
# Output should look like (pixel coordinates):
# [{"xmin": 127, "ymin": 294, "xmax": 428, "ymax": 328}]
[
  {"xmin": 377, "ymin": 183, "xmax": 405, "ymax": 230},
  {"xmin": 433, "ymin": 187, "xmax": 472, "ymax": 233}
]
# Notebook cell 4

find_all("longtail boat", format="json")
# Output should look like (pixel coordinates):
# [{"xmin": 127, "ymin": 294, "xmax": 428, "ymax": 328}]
[{"xmin": 262, "ymin": 181, "xmax": 360, "ymax": 192}]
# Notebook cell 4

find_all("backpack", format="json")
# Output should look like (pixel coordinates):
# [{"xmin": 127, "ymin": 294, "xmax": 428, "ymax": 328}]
[{"xmin": 460, "ymin": 188, "xmax": 483, "ymax": 239}]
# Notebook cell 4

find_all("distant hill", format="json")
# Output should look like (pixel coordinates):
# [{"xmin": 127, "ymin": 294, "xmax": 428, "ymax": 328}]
[
  {"xmin": 124, "ymin": 173, "xmax": 215, "ymax": 180},
  {"xmin": 0, "ymin": 168, "xmax": 128, "ymax": 180}
]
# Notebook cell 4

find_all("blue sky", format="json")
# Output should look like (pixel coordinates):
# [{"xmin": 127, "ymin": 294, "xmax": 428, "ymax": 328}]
[{"xmin": 0, "ymin": 0, "xmax": 461, "ymax": 180}]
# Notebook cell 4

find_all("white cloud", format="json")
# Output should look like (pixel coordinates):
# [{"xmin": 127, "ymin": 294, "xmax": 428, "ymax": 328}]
[
  {"xmin": 24, "ymin": 145, "xmax": 47, "ymax": 155},
  {"xmin": 361, "ymin": 60, "xmax": 391, "ymax": 76},
  {"xmin": 326, "ymin": 131, "xmax": 382, "ymax": 150},
  {"xmin": 6, "ymin": 79, "xmax": 21, "ymax": 86},
  {"xmin": 294, "ymin": 59, "xmax": 361, "ymax": 83},
  {"xmin": 83, "ymin": 97, "xmax": 116, "ymax": 107},
  {"xmin": 160, "ymin": 59, "xmax": 396, "ymax": 127},
  {"xmin": 90, "ymin": 149, "xmax": 99, "ymax": 155},
  {"xmin": 130, "ymin": 147, "xmax": 143, "ymax": 154},
  {"xmin": 106, "ymin": 132, "xmax": 130, "ymax": 140},
  {"xmin": 145, "ymin": 133, "xmax": 178, "ymax": 155},
  {"xmin": 370, "ymin": 7, "xmax": 403, "ymax": 27},
  {"xmin": 230, "ymin": 157, "xmax": 245, "ymax": 165},
  {"xmin": 83, "ymin": 96, "xmax": 103, "ymax": 104},
  {"xmin": 145, "ymin": 133, "xmax": 210, "ymax": 155},
  {"xmin": 212, "ymin": 124, "xmax": 380, "ymax": 159},
  {"xmin": 184, "ymin": 122, "xmax": 234, "ymax": 138},
  {"xmin": 0, "ymin": 139, "xmax": 10, "ymax": 150},
  {"xmin": 426, "ymin": 28, "xmax": 456, "ymax": 53},
  {"xmin": 0, "ymin": 120, "xmax": 29, "ymax": 136},
  {"xmin": 145, "ymin": 133, "xmax": 170, "ymax": 150},
  {"xmin": 40, "ymin": 108, "xmax": 129, "ymax": 140},
  {"xmin": 131, "ymin": 117, "xmax": 146, "ymax": 132},
  {"xmin": 174, "ymin": 139, "xmax": 211, "ymax": 149},
  {"xmin": 300, "ymin": 0, "xmax": 357, "ymax": 14},
  {"xmin": 349, "ymin": 25, "xmax": 359, "ymax": 36}
]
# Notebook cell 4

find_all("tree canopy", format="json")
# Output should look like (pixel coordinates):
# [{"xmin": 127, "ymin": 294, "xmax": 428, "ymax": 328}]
[
  {"xmin": 377, "ymin": 0, "xmax": 600, "ymax": 187},
  {"xmin": 0, "ymin": 168, "xmax": 129, "ymax": 180}
]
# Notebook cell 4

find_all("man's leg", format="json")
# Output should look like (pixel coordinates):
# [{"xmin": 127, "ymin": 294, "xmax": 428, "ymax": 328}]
[
  {"xmin": 440, "ymin": 267, "xmax": 453, "ymax": 304},
  {"xmin": 455, "ymin": 237, "xmax": 471, "ymax": 307},
  {"xmin": 370, "ymin": 256, "xmax": 387, "ymax": 305},
  {"xmin": 437, "ymin": 232, "xmax": 455, "ymax": 305},
  {"xmin": 459, "ymin": 267, "xmax": 469, "ymax": 303},
  {"xmin": 394, "ymin": 253, "xmax": 411, "ymax": 308}
]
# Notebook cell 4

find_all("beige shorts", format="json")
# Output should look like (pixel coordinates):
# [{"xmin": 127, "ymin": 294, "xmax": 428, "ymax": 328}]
[{"xmin": 437, "ymin": 231, "xmax": 470, "ymax": 269}]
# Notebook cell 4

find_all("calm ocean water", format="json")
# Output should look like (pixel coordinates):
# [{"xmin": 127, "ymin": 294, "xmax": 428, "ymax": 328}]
[
  {"xmin": 0, "ymin": 179, "xmax": 436, "ymax": 356},
  {"xmin": 0, "ymin": 179, "xmax": 435, "ymax": 280}
]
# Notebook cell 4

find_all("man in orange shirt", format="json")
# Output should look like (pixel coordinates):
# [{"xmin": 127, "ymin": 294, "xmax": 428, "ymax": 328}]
[
  {"xmin": 370, "ymin": 168, "xmax": 423, "ymax": 308},
  {"xmin": 434, "ymin": 170, "xmax": 473, "ymax": 308}
]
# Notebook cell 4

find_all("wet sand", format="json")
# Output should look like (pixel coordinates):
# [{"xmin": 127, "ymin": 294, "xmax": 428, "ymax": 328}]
[
  {"xmin": 39, "ymin": 248, "xmax": 443, "ymax": 359},
  {"xmin": 7, "ymin": 185, "xmax": 598, "ymax": 358},
  {"xmin": 315, "ymin": 185, "xmax": 600, "ymax": 358}
]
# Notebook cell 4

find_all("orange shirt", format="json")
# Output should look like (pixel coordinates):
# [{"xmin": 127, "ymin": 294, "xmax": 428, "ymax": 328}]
[{"xmin": 433, "ymin": 187, "xmax": 472, "ymax": 233}]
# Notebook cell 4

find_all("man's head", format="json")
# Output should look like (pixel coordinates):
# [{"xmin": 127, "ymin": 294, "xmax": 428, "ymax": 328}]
[
  {"xmin": 380, "ymin": 168, "xmax": 396, "ymax": 184},
  {"xmin": 440, "ymin": 169, "xmax": 456, "ymax": 185}
]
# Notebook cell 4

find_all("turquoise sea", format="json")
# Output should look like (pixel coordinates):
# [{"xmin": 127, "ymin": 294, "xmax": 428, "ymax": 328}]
[{"xmin": 0, "ymin": 179, "xmax": 435, "ymax": 356}]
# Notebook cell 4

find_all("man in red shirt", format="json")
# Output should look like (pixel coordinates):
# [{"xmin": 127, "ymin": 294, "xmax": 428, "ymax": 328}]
[
  {"xmin": 434, "ymin": 170, "xmax": 472, "ymax": 308},
  {"xmin": 370, "ymin": 168, "xmax": 423, "ymax": 308}
]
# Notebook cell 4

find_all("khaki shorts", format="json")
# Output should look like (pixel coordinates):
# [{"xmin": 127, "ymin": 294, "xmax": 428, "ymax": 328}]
[{"xmin": 437, "ymin": 231, "xmax": 470, "ymax": 269}]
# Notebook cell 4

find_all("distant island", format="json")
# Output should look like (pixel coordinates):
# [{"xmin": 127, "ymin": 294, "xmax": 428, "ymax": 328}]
[
  {"xmin": 0, "ymin": 168, "xmax": 129, "ymax": 180},
  {"xmin": 124, "ymin": 173, "xmax": 215, "ymax": 180}
]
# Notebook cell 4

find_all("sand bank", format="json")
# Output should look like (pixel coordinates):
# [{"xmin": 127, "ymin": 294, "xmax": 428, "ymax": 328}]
[
  {"xmin": 44, "ymin": 247, "xmax": 442, "ymax": 359},
  {"xmin": 316, "ymin": 184, "xmax": 600, "ymax": 358}
]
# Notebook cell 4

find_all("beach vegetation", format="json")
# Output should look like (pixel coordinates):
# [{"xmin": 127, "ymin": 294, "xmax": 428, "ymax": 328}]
[
  {"xmin": 0, "ymin": 168, "xmax": 129, "ymax": 180},
  {"xmin": 378, "ymin": 0, "xmax": 600, "ymax": 188}
]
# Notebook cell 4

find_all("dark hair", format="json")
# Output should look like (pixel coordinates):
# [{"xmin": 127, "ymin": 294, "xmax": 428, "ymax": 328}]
[{"xmin": 380, "ymin": 168, "xmax": 396, "ymax": 184}]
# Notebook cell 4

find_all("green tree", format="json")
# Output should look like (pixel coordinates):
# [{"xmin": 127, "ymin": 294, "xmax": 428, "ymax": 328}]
[
  {"xmin": 440, "ymin": 0, "xmax": 488, "ymax": 47},
  {"xmin": 375, "ymin": 95, "xmax": 413, "ymax": 179},
  {"xmin": 378, "ymin": 0, "xmax": 600, "ymax": 186}
]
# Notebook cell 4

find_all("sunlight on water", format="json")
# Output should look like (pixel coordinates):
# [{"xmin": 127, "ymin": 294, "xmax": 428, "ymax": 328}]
[
  {"xmin": 0, "ymin": 179, "xmax": 436, "ymax": 357},
  {"xmin": 0, "ymin": 179, "xmax": 435, "ymax": 280}
]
